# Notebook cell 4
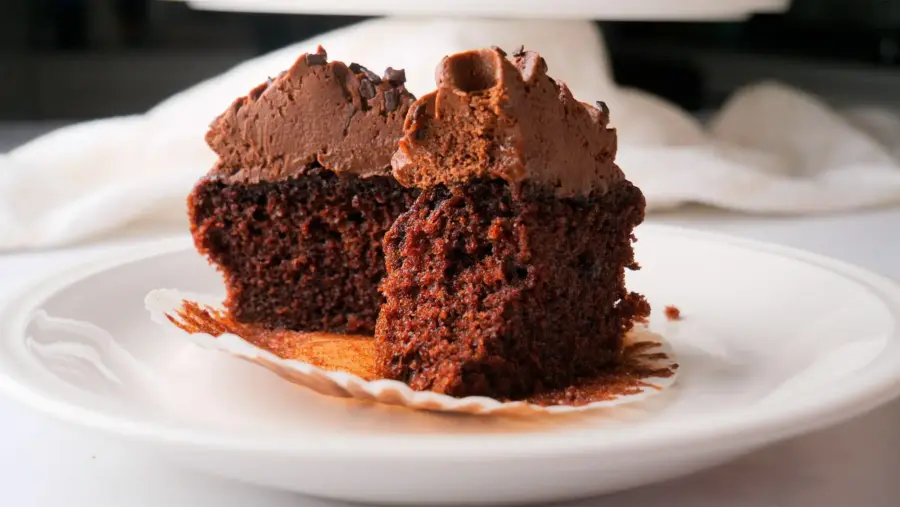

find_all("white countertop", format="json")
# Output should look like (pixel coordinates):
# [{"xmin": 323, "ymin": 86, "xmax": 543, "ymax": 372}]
[{"xmin": 2, "ymin": 125, "xmax": 900, "ymax": 507}]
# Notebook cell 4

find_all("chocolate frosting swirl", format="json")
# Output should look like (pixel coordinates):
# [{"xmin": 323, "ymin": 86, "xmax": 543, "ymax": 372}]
[
  {"xmin": 205, "ymin": 46, "xmax": 415, "ymax": 183},
  {"xmin": 391, "ymin": 47, "xmax": 621, "ymax": 197}
]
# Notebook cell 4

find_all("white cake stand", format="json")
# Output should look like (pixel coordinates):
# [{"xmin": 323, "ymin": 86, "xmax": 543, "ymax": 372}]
[{"xmin": 180, "ymin": 0, "xmax": 789, "ymax": 21}]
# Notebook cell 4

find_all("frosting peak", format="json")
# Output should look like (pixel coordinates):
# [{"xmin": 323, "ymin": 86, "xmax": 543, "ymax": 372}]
[{"xmin": 392, "ymin": 47, "xmax": 621, "ymax": 197}]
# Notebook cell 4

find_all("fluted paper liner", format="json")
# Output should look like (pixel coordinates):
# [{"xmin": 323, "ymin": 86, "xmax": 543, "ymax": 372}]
[{"xmin": 145, "ymin": 289, "xmax": 678, "ymax": 416}]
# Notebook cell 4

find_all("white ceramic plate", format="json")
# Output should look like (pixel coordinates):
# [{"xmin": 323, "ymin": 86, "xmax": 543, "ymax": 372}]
[{"xmin": 1, "ymin": 224, "xmax": 899, "ymax": 505}]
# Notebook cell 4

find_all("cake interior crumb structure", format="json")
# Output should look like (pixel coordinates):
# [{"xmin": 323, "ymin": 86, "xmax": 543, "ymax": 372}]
[
  {"xmin": 375, "ymin": 47, "xmax": 650, "ymax": 399},
  {"xmin": 188, "ymin": 47, "xmax": 418, "ymax": 334}
]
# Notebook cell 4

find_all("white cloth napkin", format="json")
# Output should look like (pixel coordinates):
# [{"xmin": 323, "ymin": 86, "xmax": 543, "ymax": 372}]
[{"xmin": 2, "ymin": 17, "xmax": 899, "ymax": 250}]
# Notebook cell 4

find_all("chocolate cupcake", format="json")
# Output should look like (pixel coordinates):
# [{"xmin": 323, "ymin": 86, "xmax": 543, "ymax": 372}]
[
  {"xmin": 375, "ymin": 47, "xmax": 649, "ymax": 399},
  {"xmin": 188, "ymin": 47, "xmax": 419, "ymax": 334}
]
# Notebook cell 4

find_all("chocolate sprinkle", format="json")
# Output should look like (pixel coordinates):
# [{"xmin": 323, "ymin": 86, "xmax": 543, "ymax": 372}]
[
  {"xmin": 366, "ymin": 70, "xmax": 382, "ymax": 84},
  {"xmin": 596, "ymin": 100, "xmax": 610, "ymax": 115},
  {"xmin": 491, "ymin": 45, "xmax": 507, "ymax": 57},
  {"xmin": 306, "ymin": 53, "xmax": 327, "ymax": 66},
  {"xmin": 384, "ymin": 88, "xmax": 399, "ymax": 112},
  {"xmin": 359, "ymin": 78, "xmax": 377, "ymax": 100},
  {"xmin": 350, "ymin": 63, "xmax": 382, "ymax": 84},
  {"xmin": 384, "ymin": 67, "xmax": 406, "ymax": 85},
  {"xmin": 512, "ymin": 45, "xmax": 526, "ymax": 57}
]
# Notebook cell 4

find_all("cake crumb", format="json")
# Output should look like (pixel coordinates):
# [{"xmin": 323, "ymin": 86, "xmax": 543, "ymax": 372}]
[{"xmin": 664, "ymin": 305, "xmax": 681, "ymax": 321}]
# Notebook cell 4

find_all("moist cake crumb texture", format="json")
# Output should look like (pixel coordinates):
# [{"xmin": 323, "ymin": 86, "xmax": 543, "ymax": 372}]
[
  {"xmin": 190, "ymin": 166, "xmax": 417, "ymax": 333},
  {"xmin": 376, "ymin": 179, "xmax": 648, "ymax": 398}
]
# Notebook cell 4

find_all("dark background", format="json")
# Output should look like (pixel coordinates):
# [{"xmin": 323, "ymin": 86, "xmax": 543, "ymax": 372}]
[{"xmin": 2, "ymin": 0, "xmax": 899, "ymax": 120}]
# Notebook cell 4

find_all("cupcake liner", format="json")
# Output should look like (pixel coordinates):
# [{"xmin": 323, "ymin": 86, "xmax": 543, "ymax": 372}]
[{"xmin": 145, "ymin": 288, "xmax": 678, "ymax": 416}]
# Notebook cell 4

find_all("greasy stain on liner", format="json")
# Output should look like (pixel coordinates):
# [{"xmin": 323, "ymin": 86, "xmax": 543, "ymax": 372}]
[{"xmin": 169, "ymin": 300, "xmax": 677, "ymax": 407}]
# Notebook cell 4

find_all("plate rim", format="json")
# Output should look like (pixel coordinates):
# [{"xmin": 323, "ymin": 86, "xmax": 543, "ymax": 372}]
[{"xmin": 1, "ymin": 223, "xmax": 899, "ymax": 460}]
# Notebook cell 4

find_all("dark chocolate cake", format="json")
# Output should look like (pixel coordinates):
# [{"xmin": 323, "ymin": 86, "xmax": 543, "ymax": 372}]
[
  {"xmin": 375, "ymin": 47, "xmax": 649, "ymax": 399},
  {"xmin": 189, "ymin": 47, "xmax": 419, "ymax": 334}
]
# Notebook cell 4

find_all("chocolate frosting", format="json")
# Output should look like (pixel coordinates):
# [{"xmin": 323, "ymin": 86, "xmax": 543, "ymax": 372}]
[
  {"xmin": 206, "ymin": 46, "xmax": 415, "ymax": 183},
  {"xmin": 391, "ymin": 47, "xmax": 621, "ymax": 197}
]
